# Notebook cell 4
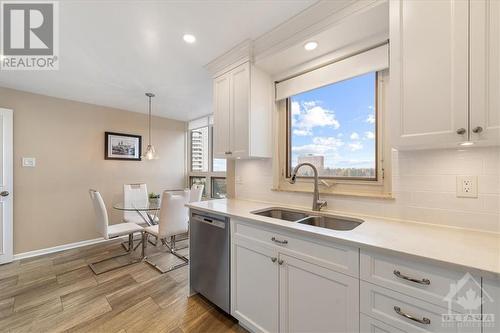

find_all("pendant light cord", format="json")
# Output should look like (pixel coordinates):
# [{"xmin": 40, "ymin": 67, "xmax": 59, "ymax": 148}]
[{"xmin": 148, "ymin": 95, "xmax": 152, "ymax": 145}]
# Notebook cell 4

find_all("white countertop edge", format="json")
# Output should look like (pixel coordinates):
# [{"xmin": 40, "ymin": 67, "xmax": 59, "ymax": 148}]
[{"xmin": 186, "ymin": 199, "xmax": 500, "ymax": 279}]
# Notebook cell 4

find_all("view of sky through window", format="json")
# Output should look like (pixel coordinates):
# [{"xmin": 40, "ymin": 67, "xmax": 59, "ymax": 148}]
[{"xmin": 290, "ymin": 72, "xmax": 376, "ymax": 179}]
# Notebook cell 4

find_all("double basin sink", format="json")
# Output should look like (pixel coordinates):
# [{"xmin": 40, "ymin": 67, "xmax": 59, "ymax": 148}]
[{"xmin": 251, "ymin": 207, "xmax": 363, "ymax": 231}]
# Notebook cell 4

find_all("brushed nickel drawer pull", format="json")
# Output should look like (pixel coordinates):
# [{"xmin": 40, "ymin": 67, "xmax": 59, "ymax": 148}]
[
  {"xmin": 394, "ymin": 306, "xmax": 431, "ymax": 325},
  {"xmin": 394, "ymin": 270, "xmax": 430, "ymax": 285},
  {"xmin": 271, "ymin": 237, "xmax": 288, "ymax": 245}
]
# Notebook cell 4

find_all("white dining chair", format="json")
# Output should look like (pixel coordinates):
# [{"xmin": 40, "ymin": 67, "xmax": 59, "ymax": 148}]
[
  {"xmin": 123, "ymin": 183, "xmax": 149, "ymax": 224},
  {"xmin": 88, "ymin": 189, "xmax": 145, "ymax": 275},
  {"xmin": 189, "ymin": 184, "xmax": 204, "ymax": 203},
  {"xmin": 143, "ymin": 189, "xmax": 190, "ymax": 273}
]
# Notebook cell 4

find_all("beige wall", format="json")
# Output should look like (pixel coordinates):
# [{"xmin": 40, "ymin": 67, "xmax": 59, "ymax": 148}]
[{"xmin": 0, "ymin": 87, "xmax": 186, "ymax": 254}]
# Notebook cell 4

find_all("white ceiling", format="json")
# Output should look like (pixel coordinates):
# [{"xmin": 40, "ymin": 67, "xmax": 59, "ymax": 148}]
[{"xmin": 0, "ymin": 0, "xmax": 315, "ymax": 121}]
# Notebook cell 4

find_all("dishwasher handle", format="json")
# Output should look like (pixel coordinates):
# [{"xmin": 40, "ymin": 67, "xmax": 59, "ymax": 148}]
[{"xmin": 191, "ymin": 215, "xmax": 226, "ymax": 229}]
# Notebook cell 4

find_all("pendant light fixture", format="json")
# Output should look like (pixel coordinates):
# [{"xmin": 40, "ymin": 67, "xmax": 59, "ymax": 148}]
[{"xmin": 142, "ymin": 92, "xmax": 158, "ymax": 160}]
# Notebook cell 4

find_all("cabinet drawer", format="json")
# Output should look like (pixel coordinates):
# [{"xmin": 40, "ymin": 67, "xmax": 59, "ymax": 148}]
[
  {"xmin": 360, "ymin": 314, "xmax": 405, "ymax": 333},
  {"xmin": 234, "ymin": 220, "xmax": 358, "ymax": 277},
  {"xmin": 360, "ymin": 250, "xmax": 481, "ymax": 312},
  {"xmin": 360, "ymin": 282, "xmax": 480, "ymax": 333}
]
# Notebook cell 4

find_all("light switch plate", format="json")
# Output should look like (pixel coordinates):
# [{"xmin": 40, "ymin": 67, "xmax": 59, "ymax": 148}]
[
  {"xmin": 456, "ymin": 176, "xmax": 478, "ymax": 198},
  {"xmin": 22, "ymin": 157, "xmax": 36, "ymax": 167}
]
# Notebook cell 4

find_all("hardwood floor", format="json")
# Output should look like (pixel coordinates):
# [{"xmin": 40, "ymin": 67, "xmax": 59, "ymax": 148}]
[{"xmin": 0, "ymin": 239, "xmax": 245, "ymax": 333}]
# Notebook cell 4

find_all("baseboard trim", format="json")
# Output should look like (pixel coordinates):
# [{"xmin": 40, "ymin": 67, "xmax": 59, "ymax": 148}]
[{"xmin": 13, "ymin": 237, "xmax": 120, "ymax": 261}]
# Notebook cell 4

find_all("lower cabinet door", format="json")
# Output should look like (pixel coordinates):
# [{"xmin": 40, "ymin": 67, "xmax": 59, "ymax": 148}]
[
  {"xmin": 360, "ymin": 314, "xmax": 405, "ymax": 333},
  {"xmin": 233, "ymin": 236, "xmax": 279, "ymax": 333},
  {"xmin": 279, "ymin": 253, "xmax": 359, "ymax": 333}
]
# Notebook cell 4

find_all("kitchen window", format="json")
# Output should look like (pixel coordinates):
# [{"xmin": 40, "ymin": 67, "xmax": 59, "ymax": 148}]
[
  {"xmin": 275, "ymin": 44, "xmax": 392, "ymax": 197},
  {"xmin": 188, "ymin": 116, "xmax": 227, "ymax": 199},
  {"xmin": 287, "ymin": 72, "xmax": 378, "ymax": 180}
]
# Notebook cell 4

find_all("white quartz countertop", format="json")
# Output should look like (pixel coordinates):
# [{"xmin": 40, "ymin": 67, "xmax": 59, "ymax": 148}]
[{"xmin": 187, "ymin": 199, "xmax": 500, "ymax": 277}]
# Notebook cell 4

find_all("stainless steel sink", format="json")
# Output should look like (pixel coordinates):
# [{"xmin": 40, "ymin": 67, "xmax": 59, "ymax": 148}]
[
  {"xmin": 297, "ymin": 215, "xmax": 363, "ymax": 231},
  {"xmin": 252, "ymin": 208, "xmax": 309, "ymax": 222},
  {"xmin": 251, "ymin": 207, "xmax": 363, "ymax": 231}
]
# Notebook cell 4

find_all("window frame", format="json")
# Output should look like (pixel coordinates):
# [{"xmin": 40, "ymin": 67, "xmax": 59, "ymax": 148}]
[
  {"xmin": 274, "ymin": 69, "xmax": 392, "ymax": 198},
  {"xmin": 188, "ymin": 124, "xmax": 226, "ymax": 199},
  {"xmin": 286, "ymin": 72, "xmax": 379, "ymax": 181}
]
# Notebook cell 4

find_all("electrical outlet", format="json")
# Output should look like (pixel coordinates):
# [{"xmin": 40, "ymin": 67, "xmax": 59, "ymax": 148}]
[
  {"xmin": 456, "ymin": 176, "xmax": 478, "ymax": 198},
  {"xmin": 22, "ymin": 157, "xmax": 36, "ymax": 167}
]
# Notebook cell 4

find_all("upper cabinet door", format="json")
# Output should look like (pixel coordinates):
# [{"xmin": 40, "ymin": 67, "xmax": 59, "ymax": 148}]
[
  {"xmin": 390, "ymin": 0, "xmax": 469, "ymax": 148},
  {"xmin": 229, "ymin": 62, "xmax": 250, "ymax": 158},
  {"xmin": 213, "ymin": 74, "xmax": 231, "ymax": 158},
  {"xmin": 470, "ymin": 0, "xmax": 500, "ymax": 145}
]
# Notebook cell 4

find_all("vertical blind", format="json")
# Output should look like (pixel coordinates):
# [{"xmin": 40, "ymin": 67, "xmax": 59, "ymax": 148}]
[{"xmin": 275, "ymin": 43, "xmax": 389, "ymax": 101}]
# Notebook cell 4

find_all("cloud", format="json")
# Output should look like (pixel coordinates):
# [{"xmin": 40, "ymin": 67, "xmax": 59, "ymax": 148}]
[
  {"xmin": 350, "ymin": 132, "xmax": 360, "ymax": 140},
  {"xmin": 293, "ymin": 129, "xmax": 311, "ymax": 136},
  {"xmin": 366, "ymin": 114, "xmax": 375, "ymax": 124},
  {"xmin": 364, "ymin": 131, "xmax": 375, "ymax": 140},
  {"xmin": 292, "ymin": 136, "xmax": 344, "ymax": 155},
  {"xmin": 348, "ymin": 142, "xmax": 363, "ymax": 151},
  {"xmin": 291, "ymin": 100, "xmax": 340, "ymax": 136}
]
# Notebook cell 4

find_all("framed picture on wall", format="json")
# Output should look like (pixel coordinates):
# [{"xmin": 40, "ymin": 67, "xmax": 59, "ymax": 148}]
[{"xmin": 105, "ymin": 132, "xmax": 142, "ymax": 161}]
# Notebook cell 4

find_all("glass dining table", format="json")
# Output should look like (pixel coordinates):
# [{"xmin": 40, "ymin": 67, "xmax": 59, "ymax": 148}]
[{"xmin": 113, "ymin": 201, "xmax": 161, "ymax": 226}]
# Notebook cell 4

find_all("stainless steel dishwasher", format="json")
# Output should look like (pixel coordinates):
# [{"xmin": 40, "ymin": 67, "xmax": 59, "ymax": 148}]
[{"xmin": 189, "ymin": 210, "xmax": 230, "ymax": 314}]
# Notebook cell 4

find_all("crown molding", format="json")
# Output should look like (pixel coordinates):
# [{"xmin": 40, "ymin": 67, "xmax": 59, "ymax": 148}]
[
  {"xmin": 204, "ymin": 39, "xmax": 253, "ymax": 77},
  {"xmin": 204, "ymin": 0, "xmax": 386, "ymax": 77}
]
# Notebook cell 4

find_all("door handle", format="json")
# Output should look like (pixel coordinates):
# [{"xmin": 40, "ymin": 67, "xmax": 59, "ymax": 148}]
[
  {"xmin": 456, "ymin": 128, "xmax": 466, "ymax": 135},
  {"xmin": 0, "ymin": 191, "xmax": 9, "ymax": 197},
  {"xmin": 472, "ymin": 126, "xmax": 483, "ymax": 134}
]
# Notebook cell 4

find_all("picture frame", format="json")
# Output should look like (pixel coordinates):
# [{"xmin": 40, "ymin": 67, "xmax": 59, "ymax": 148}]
[{"xmin": 104, "ymin": 132, "xmax": 142, "ymax": 161}]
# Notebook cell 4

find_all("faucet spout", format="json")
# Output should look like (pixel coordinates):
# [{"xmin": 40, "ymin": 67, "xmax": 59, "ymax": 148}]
[{"xmin": 289, "ymin": 162, "xmax": 327, "ymax": 211}]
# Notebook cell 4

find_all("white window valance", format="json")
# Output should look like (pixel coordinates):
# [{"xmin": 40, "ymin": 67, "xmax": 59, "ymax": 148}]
[{"xmin": 275, "ymin": 43, "xmax": 388, "ymax": 101}]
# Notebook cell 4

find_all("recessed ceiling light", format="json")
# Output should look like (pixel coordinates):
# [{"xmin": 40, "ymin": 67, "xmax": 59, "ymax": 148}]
[
  {"xmin": 459, "ymin": 141, "xmax": 475, "ymax": 146},
  {"xmin": 304, "ymin": 41, "xmax": 318, "ymax": 51},
  {"xmin": 183, "ymin": 34, "xmax": 196, "ymax": 44}
]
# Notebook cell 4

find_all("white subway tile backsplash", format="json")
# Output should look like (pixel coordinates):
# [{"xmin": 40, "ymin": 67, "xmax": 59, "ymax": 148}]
[{"xmin": 235, "ymin": 146, "xmax": 500, "ymax": 232}]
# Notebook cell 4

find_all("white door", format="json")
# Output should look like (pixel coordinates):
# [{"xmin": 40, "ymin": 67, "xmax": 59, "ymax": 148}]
[
  {"xmin": 0, "ymin": 109, "xmax": 13, "ymax": 265},
  {"xmin": 213, "ymin": 73, "xmax": 231, "ymax": 158},
  {"xmin": 390, "ymin": 0, "xmax": 469, "ymax": 148},
  {"xmin": 232, "ymin": 236, "xmax": 279, "ymax": 333},
  {"xmin": 470, "ymin": 0, "xmax": 500, "ymax": 145},
  {"xmin": 279, "ymin": 253, "xmax": 359, "ymax": 333},
  {"xmin": 229, "ymin": 62, "xmax": 249, "ymax": 158}
]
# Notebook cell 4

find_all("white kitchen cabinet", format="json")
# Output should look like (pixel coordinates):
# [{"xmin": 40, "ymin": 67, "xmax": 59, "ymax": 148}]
[
  {"xmin": 470, "ymin": 0, "xmax": 500, "ymax": 144},
  {"xmin": 232, "ymin": 235, "xmax": 279, "ymax": 333},
  {"xmin": 279, "ymin": 253, "xmax": 359, "ymax": 333},
  {"xmin": 482, "ymin": 278, "xmax": 500, "ymax": 333},
  {"xmin": 231, "ymin": 220, "xmax": 359, "ymax": 333},
  {"xmin": 212, "ymin": 61, "xmax": 272, "ymax": 159},
  {"xmin": 390, "ymin": 0, "xmax": 499, "ymax": 149}
]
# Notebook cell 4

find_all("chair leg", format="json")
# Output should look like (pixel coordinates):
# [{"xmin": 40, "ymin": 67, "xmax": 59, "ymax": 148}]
[
  {"xmin": 144, "ymin": 236, "xmax": 188, "ymax": 274},
  {"xmin": 89, "ymin": 232, "xmax": 143, "ymax": 275}
]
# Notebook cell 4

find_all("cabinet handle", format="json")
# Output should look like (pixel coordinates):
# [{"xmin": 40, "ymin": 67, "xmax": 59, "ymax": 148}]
[
  {"xmin": 224, "ymin": 151, "xmax": 232, "ymax": 155},
  {"xmin": 393, "ymin": 270, "xmax": 430, "ymax": 285},
  {"xmin": 456, "ymin": 128, "xmax": 466, "ymax": 135},
  {"xmin": 271, "ymin": 257, "xmax": 277, "ymax": 263},
  {"xmin": 271, "ymin": 237, "xmax": 288, "ymax": 245},
  {"xmin": 472, "ymin": 126, "xmax": 483, "ymax": 134},
  {"xmin": 394, "ymin": 306, "xmax": 431, "ymax": 325},
  {"xmin": 278, "ymin": 259, "xmax": 284, "ymax": 265}
]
